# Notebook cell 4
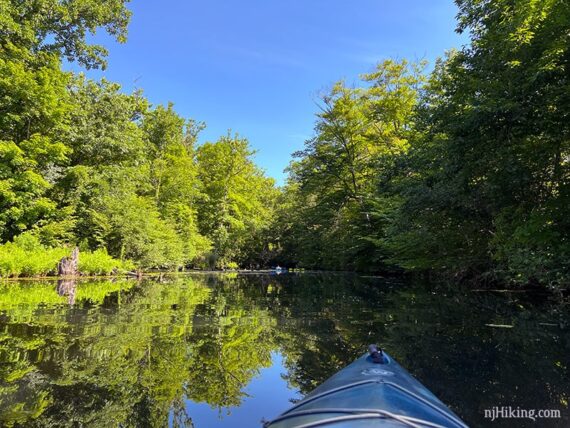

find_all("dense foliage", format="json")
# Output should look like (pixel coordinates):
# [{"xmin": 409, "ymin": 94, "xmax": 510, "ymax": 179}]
[
  {"xmin": 1, "ymin": 0, "xmax": 567, "ymax": 286},
  {"xmin": 277, "ymin": 0, "xmax": 569, "ymax": 288},
  {"xmin": 0, "ymin": 233, "xmax": 133, "ymax": 277},
  {"xmin": 0, "ymin": 0, "xmax": 276, "ymax": 273}
]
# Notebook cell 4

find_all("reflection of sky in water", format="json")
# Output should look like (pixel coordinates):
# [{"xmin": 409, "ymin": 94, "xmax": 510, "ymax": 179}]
[
  {"xmin": 180, "ymin": 352, "xmax": 301, "ymax": 427},
  {"xmin": 0, "ymin": 274, "xmax": 568, "ymax": 427}
]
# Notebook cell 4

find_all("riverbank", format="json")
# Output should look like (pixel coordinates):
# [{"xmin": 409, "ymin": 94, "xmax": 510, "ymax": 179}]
[
  {"xmin": 0, "ymin": 267, "xmax": 307, "ymax": 281},
  {"xmin": 0, "ymin": 236, "xmax": 133, "ymax": 278},
  {"xmin": 1, "ymin": 236, "xmax": 567, "ymax": 294}
]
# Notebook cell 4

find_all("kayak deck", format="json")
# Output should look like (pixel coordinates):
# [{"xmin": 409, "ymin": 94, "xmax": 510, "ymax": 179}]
[{"xmin": 265, "ymin": 349, "xmax": 467, "ymax": 428}]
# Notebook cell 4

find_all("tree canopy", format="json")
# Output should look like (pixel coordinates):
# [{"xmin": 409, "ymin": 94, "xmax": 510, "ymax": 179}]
[
  {"xmin": 0, "ymin": 0, "xmax": 277, "ymax": 272},
  {"xmin": 0, "ymin": 0, "xmax": 568, "ymax": 286},
  {"xmin": 276, "ymin": 0, "xmax": 569, "ymax": 288}
]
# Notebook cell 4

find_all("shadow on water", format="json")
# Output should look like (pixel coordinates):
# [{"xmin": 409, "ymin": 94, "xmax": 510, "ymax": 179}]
[{"xmin": 0, "ymin": 273, "xmax": 568, "ymax": 427}]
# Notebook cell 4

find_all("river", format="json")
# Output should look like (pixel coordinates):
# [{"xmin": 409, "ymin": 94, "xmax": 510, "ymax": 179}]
[{"xmin": 0, "ymin": 273, "xmax": 568, "ymax": 427}]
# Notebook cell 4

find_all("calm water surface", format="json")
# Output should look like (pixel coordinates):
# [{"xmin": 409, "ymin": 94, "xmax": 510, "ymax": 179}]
[{"xmin": 0, "ymin": 273, "xmax": 568, "ymax": 427}]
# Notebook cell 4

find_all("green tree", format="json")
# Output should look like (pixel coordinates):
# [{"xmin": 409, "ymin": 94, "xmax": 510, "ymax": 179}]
[
  {"xmin": 0, "ymin": 0, "xmax": 278, "ymax": 271},
  {"xmin": 0, "ymin": 0, "xmax": 132, "ymax": 69},
  {"xmin": 143, "ymin": 103, "xmax": 210, "ymax": 264},
  {"xmin": 196, "ymin": 134, "xmax": 277, "ymax": 268},
  {"xmin": 63, "ymin": 76, "xmax": 147, "ymax": 166},
  {"xmin": 279, "ymin": 60, "xmax": 424, "ymax": 271},
  {"xmin": 387, "ymin": 0, "xmax": 570, "ymax": 286},
  {"xmin": 0, "ymin": 0, "xmax": 134, "ymax": 248},
  {"xmin": 0, "ymin": 45, "xmax": 71, "ymax": 242}
]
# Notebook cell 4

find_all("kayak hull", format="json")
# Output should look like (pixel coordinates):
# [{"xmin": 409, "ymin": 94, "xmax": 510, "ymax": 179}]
[{"xmin": 265, "ymin": 351, "xmax": 468, "ymax": 428}]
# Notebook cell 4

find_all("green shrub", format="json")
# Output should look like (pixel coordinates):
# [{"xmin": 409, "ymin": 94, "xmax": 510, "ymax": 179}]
[
  {"xmin": 79, "ymin": 249, "xmax": 134, "ymax": 276},
  {"xmin": 0, "ymin": 233, "xmax": 134, "ymax": 278},
  {"xmin": 225, "ymin": 261, "xmax": 239, "ymax": 270},
  {"xmin": 0, "ymin": 234, "xmax": 68, "ymax": 277}
]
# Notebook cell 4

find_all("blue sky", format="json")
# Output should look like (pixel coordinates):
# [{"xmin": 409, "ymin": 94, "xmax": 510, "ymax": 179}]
[{"xmin": 73, "ymin": 0, "xmax": 467, "ymax": 184}]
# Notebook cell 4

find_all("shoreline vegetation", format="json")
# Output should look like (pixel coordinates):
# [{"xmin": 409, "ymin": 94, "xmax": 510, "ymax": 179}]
[
  {"xmin": 0, "ymin": 268, "xmax": 302, "ymax": 282},
  {"xmin": 0, "ymin": 236, "xmax": 133, "ymax": 278},
  {"xmin": 1, "ymin": 1, "xmax": 568, "ymax": 288},
  {"xmin": 0, "ymin": 266, "xmax": 528, "ymax": 292},
  {"xmin": 0, "ymin": 239, "xmax": 309, "ymax": 280}
]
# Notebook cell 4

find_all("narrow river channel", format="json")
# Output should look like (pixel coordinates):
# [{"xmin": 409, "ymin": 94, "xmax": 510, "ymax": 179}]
[{"xmin": 0, "ymin": 273, "xmax": 568, "ymax": 427}]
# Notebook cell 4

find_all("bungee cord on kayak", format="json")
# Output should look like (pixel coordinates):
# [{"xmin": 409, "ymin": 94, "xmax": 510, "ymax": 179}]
[
  {"xmin": 265, "ymin": 408, "xmax": 451, "ymax": 428},
  {"xmin": 264, "ymin": 345, "xmax": 469, "ymax": 427}
]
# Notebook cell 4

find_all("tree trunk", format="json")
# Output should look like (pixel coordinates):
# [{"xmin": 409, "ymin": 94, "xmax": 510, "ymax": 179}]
[{"xmin": 58, "ymin": 247, "xmax": 79, "ymax": 277}]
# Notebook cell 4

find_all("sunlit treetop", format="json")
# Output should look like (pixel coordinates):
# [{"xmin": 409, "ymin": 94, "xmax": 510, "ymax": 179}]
[{"xmin": 0, "ymin": 0, "xmax": 132, "ymax": 69}]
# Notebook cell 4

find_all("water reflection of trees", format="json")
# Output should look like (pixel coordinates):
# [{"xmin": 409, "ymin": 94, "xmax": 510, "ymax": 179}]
[
  {"xmin": 0, "ymin": 274, "xmax": 568, "ymax": 427},
  {"xmin": 0, "ymin": 276, "xmax": 274, "ymax": 427},
  {"xmin": 268, "ymin": 275, "xmax": 570, "ymax": 427}
]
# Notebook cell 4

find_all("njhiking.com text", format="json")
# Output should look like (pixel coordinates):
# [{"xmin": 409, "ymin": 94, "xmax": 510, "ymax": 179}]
[{"xmin": 484, "ymin": 406, "xmax": 561, "ymax": 422}]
